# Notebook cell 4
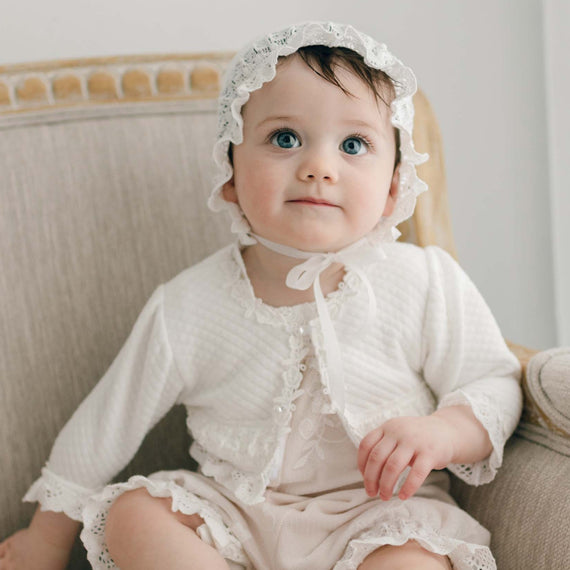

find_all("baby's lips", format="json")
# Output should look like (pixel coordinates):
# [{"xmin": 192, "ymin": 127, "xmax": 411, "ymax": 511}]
[{"xmin": 288, "ymin": 198, "xmax": 338, "ymax": 207}]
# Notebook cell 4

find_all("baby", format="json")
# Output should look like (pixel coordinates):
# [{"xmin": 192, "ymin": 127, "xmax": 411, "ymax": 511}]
[{"xmin": 0, "ymin": 21, "xmax": 522, "ymax": 570}]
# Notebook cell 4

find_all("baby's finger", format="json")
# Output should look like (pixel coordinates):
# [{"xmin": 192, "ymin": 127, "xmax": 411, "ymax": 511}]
[
  {"xmin": 357, "ymin": 427, "xmax": 383, "ymax": 474},
  {"xmin": 378, "ymin": 446, "xmax": 414, "ymax": 501},
  {"xmin": 398, "ymin": 454, "xmax": 433, "ymax": 500},
  {"xmin": 362, "ymin": 436, "xmax": 396, "ymax": 496}
]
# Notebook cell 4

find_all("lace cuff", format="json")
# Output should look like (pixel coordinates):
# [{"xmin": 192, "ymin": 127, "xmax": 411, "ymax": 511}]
[
  {"xmin": 437, "ymin": 391, "xmax": 504, "ymax": 485},
  {"xmin": 23, "ymin": 466, "xmax": 98, "ymax": 521}
]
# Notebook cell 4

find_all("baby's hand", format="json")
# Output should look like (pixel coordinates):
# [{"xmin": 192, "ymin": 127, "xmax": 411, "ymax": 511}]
[
  {"xmin": 0, "ymin": 528, "xmax": 70, "ymax": 570},
  {"xmin": 357, "ymin": 415, "xmax": 457, "ymax": 501}
]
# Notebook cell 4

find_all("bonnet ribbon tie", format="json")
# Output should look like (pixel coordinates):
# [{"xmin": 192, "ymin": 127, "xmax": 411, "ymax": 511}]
[{"xmin": 252, "ymin": 234, "xmax": 385, "ymax": 414}]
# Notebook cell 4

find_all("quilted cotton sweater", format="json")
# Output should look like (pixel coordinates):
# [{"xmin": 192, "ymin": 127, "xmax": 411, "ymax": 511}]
[{"xmin": 25, "ymin": 242, "xmax": 522, "ymax": 520}]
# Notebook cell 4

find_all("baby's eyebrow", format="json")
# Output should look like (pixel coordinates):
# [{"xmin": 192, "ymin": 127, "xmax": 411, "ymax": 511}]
[
  {"xmin": 255, "ymin": 115, "xmax": 300, "ymax": 130},
  {"xmin": 253, "ymin": 115, "xmax": 386, "ymax": 138},
  {"xmin": 341, "ymin": 119, "xmax": 381, "ymax": 132}
]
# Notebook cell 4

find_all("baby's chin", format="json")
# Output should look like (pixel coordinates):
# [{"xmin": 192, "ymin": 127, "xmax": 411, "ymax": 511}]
[
  {"xmin": 307, "ymin": 230, "xmax": 376, "ymax": 252},
  {"xmin": 275, "ymin": 234, "xmax": 369, "ymax": 254}
]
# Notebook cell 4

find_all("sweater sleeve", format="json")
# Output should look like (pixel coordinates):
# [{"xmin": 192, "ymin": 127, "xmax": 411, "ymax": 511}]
[
  {"xmin": 23, "ymin": 285, "xmax": 186, "ymax": 521},
  {"xmin": 421, "ymin": 246, "xmax": 522, "ymax": 486}
]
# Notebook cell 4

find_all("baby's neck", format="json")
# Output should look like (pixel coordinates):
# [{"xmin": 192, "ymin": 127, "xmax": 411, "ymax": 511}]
[{"xmin": 241, "ymin": 244, "xmax": 346, "ymax": 307}]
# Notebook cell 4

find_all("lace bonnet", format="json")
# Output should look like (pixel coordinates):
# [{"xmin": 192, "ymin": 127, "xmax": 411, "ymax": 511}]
[{"xmin": 207, "ymin": 20, "xmax": 428, "ymax": 246}]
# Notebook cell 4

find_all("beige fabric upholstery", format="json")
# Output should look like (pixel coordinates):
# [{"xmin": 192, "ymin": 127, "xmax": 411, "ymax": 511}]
[
  {"xmin": 451, "ymin": 425, "xmax": 570, "ymax": 569},
  {"xmin": 1, "ymin": 54, "xmax": 569, "ymax": 569},
  {"xmin": 0, "ymin": 98, "xmax": 229, "ymax": 535}
]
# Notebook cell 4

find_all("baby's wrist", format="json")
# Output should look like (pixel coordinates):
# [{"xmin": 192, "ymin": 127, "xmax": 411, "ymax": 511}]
[
  {"xmin": 432, "ymin": 405, "xmax": 492, "ymax": 464},
  {"xmin": 429, "ymin": 409, "xmax": 463, "ymax": 461},
  {"xmin": 29, "ymin": 507, "xmax": 80, "ymax": 551}
]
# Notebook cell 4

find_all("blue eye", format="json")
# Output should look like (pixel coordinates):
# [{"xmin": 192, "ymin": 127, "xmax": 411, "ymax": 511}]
[
  {"xmin": 342, "ymin": 137, "xmax": 367, "ymax": 155},
  {"xmin": 271, "ymin": 131, "xmax": 300, "ymax": 149}
]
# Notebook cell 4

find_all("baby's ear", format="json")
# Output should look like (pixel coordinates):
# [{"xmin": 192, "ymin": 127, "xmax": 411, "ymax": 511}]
[
  {"xmin": 382, "ymin": 164, "xmax": 400, "ymax": 217},
  {"xmin": 221, "ymin": 178, "xmax": 239, "ymax": 204}
]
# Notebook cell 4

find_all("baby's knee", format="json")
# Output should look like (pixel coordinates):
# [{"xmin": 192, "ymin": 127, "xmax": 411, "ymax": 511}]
[
  {"xmin": 105, "ymin": 487, "xmax": 205, "ymax": 548},
  {"xmin": 358, "ymin": 540, "xmax": 452, "ymax": 570},
  {"xmin": 105, "ymin": 488, "xmax": 154, "ymax": 547}
]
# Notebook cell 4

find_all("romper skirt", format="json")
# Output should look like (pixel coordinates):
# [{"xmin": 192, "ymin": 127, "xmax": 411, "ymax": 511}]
[{"xmin": 80, "ymin": 362, "xmax": 497, "ymax": 570}]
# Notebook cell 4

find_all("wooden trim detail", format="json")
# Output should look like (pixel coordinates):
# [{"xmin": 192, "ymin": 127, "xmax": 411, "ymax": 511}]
[{"xmin": 0, "ymin": 52, "xmax": 235, "ymax": 112}]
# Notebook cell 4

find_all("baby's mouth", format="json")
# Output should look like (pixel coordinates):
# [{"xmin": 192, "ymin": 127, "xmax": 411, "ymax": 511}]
[{"xmin": 288, "ymin": 198, "xmax": 338, "ymax": 207}]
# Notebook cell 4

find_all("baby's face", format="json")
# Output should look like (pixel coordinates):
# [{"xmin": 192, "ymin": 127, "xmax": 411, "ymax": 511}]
[{"xmin": 223, "ymin": 54, "xmax": 399, "ymax": 253}]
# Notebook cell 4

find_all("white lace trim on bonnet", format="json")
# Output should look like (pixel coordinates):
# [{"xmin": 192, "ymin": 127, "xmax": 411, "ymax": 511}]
[{"xmin": 208, "ymin": 20, "xmax": 429, "ymax": 246}]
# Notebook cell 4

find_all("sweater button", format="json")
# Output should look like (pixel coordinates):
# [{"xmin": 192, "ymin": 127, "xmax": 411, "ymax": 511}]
[
  {"xmin": 298, "ymin": 325, "xmax": 308, "ymax": 336},
  {"xmin": 274, "ymin": 404, "xmax": 286, "ymax": 414}
]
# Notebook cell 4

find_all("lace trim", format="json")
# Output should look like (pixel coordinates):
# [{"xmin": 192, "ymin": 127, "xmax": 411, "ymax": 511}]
[
  {"xmin": 305, "ymin": 354, "xmax": 335, "ymax": 414},
  {"xmin": 335, "ymin": 520, "xmax": 496, "ymax": 570},
  {"xmin": 226, "ymin": 243, "xmax": 358, "ymax": 332},
  {"xmin": 80, "ymin": 474, "xmax": 250, "ymax": 570},
  {"xmin": 265, "ymin": 318, "xmax": 314, "ymax": 484},
  {"xmin": 22, "ymin": 467, "xmax": 97, "ymax": 522},
  {"xmin": 293, "ymin": 370, "xmax": 350, "ymax": 470},
  {"xmin": 438, "ymin": 391, "xmax": 504, "ymax": 485},
  {"xmin": 191, "ymin": 442, "xmax": 268, "ymax": 505},
  {"xmin": 187, "ymin": 414, "xmax": 277, "ymax": 471}
]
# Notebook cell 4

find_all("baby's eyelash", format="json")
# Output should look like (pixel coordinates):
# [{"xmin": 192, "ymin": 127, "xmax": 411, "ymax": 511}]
[
  {"xmin": 265, "ymin": 128, "xmax": 375, "ymax": 151},
  {"xmin": 348, "ymin": 132, "xmax": 375, "ymax": 150},
  {"xmin": 267, "ymin": 127, "xmax": 300, "ymax": 143}
]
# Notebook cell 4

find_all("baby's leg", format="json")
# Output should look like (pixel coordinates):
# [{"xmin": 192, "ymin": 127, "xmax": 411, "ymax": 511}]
[
  {"xmin": 105, "ymin": 488, "xmax": 230, "ymax": 570},
  {"xmin": 358, "ymin": 540, "xmax": 452, "ymax": 570}
]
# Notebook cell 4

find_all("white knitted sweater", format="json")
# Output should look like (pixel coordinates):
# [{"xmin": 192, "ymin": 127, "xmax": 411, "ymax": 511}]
[{"xmin": 24, "ymin": 242, "xmax": 522, "ymax": 520}]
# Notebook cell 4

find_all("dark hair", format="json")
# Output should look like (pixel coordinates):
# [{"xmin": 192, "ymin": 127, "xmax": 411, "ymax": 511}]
[
  {"xmin": 228, "ymin": 45, "xmax": 401, "ymax": 168},
  {"xmin": 295, "ymin": 45, "xmax": 396, "ymax": 108}
]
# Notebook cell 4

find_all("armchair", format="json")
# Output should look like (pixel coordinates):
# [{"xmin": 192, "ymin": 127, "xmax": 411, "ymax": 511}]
[{"xmin": 0, "ymin": 52, "xmax": 568, "ymax": 569}]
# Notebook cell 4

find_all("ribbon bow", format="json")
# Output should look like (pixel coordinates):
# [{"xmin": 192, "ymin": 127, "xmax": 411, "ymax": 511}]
[{"xmin": 252, "ymin": 234, "xmax": 385, "ymax": 413}]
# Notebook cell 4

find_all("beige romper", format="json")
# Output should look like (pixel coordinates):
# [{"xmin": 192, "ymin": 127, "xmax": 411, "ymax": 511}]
[{"xmin": 81, "ymin": 349, "xmax": 496, "ymax": 570}]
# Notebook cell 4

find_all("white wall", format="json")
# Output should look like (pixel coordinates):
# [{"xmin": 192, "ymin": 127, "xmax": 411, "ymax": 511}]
[
  {"xmin": 543, "ymin": 0, "xmax": 570, "ymax": 346},
  {"xmin": 1, "ymin": 0, "xmax": 560, "ymax": 349}
]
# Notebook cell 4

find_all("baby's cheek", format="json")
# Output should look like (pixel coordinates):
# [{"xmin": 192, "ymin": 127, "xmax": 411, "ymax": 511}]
[{"xmin": 351, "ymin": 199, "xmax": 386, "ymax": 232}]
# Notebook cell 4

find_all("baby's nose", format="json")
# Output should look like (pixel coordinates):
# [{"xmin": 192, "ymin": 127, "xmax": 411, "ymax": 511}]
[{"xmin": 297, "ymin": 149, "xmax": 339, "ymax": 183}]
